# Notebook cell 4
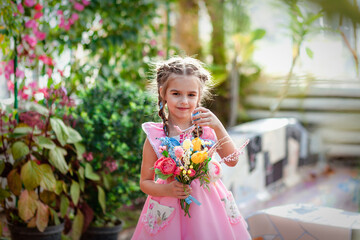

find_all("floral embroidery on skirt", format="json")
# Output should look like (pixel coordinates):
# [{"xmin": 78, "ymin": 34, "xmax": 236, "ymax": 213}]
[
  {"xmin": 221, "ymin": 191, "xmax": 242, "ymax": 224},
  {"xmin": 142, "ymin": 198, "xmax": 175, "ymax": 235}
]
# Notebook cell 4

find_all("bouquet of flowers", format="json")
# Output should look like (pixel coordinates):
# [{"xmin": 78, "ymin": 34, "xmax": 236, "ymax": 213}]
[{"xmin": 154, "ymin": 133, "xmax": 226, "ymax": 217}]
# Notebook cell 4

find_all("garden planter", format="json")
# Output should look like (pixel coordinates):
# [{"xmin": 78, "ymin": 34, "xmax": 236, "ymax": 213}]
[
  {"xmin": 8, "ymin": 223, "xmax": 64, "ymax": 240},
  {"xmin": 81, "ymin": 221, "xmax": 123, "ymax": 240}
]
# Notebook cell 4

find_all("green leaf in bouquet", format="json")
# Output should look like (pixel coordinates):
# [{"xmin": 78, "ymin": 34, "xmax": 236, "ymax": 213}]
[
  {"xmin": 49, "ymin": 146, "xmax": 69, "ymax": 174},
  {"xmin": 39, "ymin": 164, "xmax": 56, "ymax": 191},
  {"xmin": 21, "ymin": 160, "xmax": 42, "ymax": 190},
  {"xmin": 97, "ymin": 185, "xmax": 106, "ymax": 213},
  {"xmin": 155, "ymin": 168, "xmax": 173, "ymax": 180},
  {"xmin": 66, "ymin": 126, "xmax": 82, "ymax": 144},
  {"xmin": 101, "ymin": 172, "xmax": 112, "ymax": 190},
  {"xmin": 49, "ymin": 208, "xmax": 60, "ymax": 226},
  {"xmin": 162, "ymin": 150, "xmax": 169, "ymax": 158},
  {"xmin": 11, "ymin": 141, "xmax": 29, "ymax": 161},
  {"xmin": 50, "ymin": 118, "xmax": 69, "ymax": 146},
  {"xmin": 70, "ymin": 180, "xmax": 80, "ymax": 206},
  {"xmin": 34, "ymin": 136, "xmax": 56, "ymax": 150},
  {"xmin": 85, "ymin": 163, "xmax": 100, "ymax": 181}
]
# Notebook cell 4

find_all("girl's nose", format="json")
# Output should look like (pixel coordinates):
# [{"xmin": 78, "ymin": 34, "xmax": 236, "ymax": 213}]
[{"xmin": 180, "ymin": 96, "xmax": 188, "ymax": 105}]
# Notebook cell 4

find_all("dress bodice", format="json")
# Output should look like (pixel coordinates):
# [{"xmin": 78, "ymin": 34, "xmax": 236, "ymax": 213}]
[{"xmin": 142, "ymin": 122, "xmax": 217, "ymax": 158}]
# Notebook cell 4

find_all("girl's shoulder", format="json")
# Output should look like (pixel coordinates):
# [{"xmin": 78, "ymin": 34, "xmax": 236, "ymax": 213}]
[{"xmin": 142, "ymin": 122, "xmax": 165, "ymax": 140}]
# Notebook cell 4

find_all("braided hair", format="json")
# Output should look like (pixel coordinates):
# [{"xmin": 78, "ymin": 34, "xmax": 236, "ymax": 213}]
[{"xmin": 153, "ymin": 57, "xmax": 212, "ymax": 137}]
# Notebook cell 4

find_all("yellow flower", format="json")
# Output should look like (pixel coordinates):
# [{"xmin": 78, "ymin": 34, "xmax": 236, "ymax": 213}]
[
  {"xmin": 182, "ymin": 139, "xmax": 193, "ymax": 150},
  {"xmin": 180, "ymin": 166, "xmax": 184, "ymax": 170},
  {"xmin": 191, "ymin": 151, "xmax": 208, "ymax": 164},
  {"xmin": 182, "ymin": 170, "xmax": 187, "ymax": 175},
  {"xmin": 187, "ymin": 170, "xmax": 191, "ymax": 174},
  {"xmin": 190, "ymin": 165, "xmax": 193, "ymax": 169},
  {"xmin": 192, "ymin": 138, "xmax": 202, "ymax": 151}
]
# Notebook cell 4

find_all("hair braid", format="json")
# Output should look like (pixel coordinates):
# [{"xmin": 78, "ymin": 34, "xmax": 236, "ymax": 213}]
[{"xmin": 158, "ymin": 97, "xmax": 169, "ymax": 136}]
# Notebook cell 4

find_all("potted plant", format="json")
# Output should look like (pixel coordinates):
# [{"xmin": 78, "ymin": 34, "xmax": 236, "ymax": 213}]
[
  {"xmin": 73, "ymin": 81, "xmax": 155, "ymax": 240},
  {"xmin": 0, "ymin": 86, "xmax": 101, "ymax": 240}
]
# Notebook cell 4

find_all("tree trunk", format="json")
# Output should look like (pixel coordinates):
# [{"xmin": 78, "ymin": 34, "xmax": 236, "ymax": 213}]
[
  {"xmin": 228, "ymin": 57, "xmax": 239, "ymax": 127},
  {"xmin": 175, "ymin": 0, "xmax": 202, "ymax": 58},
  {"xmin": 205, "ymin": 0, "xmax": 226, "ymax": 66}
]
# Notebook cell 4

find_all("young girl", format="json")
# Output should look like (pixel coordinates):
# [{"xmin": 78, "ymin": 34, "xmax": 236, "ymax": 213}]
[{"xmin": 132, "ymin": 57, "xmax": 251, "ymax": 240}]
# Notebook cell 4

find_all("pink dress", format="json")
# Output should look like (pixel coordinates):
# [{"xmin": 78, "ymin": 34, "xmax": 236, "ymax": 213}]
[{"xmin": 131, "ymin": 122, "xmax": 251, "ymax": 240}]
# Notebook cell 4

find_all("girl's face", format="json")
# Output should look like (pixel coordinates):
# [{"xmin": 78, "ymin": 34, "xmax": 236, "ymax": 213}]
[{"xmin": 161, "ymin": 75, "xmax": 200, "ymax": 123}]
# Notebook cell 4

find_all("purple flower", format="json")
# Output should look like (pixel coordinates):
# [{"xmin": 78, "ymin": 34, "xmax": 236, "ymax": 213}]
[{"xmin": 82, "ymin": 0, "xmax": 90, "ymax": 6}]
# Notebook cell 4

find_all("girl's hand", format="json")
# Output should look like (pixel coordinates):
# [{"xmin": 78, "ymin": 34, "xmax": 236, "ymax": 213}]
[
  {"xmin": 191, "ymin": 107, "xmax": 222, "ymax": 130},
  {"xmin": 167, "ymin": 181, "xmax": 192, "ymax": 199}
]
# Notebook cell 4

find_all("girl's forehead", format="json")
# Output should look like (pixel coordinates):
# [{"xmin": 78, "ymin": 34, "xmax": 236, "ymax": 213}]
[{"xmin": 167, "ymin": 75, "xmax": 200, "ymax": 91}]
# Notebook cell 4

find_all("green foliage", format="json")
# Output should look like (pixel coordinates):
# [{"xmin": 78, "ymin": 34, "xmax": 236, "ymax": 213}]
[
  {"xmin": 48, "ymin": 0, "xmax": 162, "ymax": 92},
  {"xmin": 73, "ymin": 80, "xmax": 155, "ymax": 226},
  {"xmin": 0, "ymin": 85, "xmax": 101, "ymax": 239}
]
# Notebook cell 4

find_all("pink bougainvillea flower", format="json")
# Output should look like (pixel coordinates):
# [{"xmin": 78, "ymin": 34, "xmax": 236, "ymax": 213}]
[
  {"xmin": 59, "ymin": 17, "xmax": 66, "ymax": 28},
  {"xmin": 34, "ymin": 3, "xmax": 43, "ymax": 11},
  {"xmin": 35, "ymin": 30, "xmax": 46, "ymax": 41},
  {"xmin": 57, "ymin": 10, "xmax": 63, "ymax": 16},
  {"xmin": 7, "ymin": 81, "xmax": 14, "ymax": 91},
  {"xmin": 104, "ymin": 159, "xmax": 118, "ymax": 173},
  {"xmin": 150, "ymin": 39, "xmax": 157, "ymax": 46},
  {"xmin": 5, "ymin": 60, "xmax": 14, "ymax": 74},
  {"xmin": 47, "ymin": 68, "xmax": 53, "ymax": 78},
  {"xmin": 25, "ymin": 19, "xmax": 38, "ymax": 29},
  {"xmin": 38, "ymin": 88, "xmax": 49, "ymax": 98},
  {"xmin": 82, "ymin": 0, "xmax": 90, "ymax": 6},
  {"xmin": 16, "ymin": 44, "xmax": 24, "ymax": 54},
  {"xmin": 24, "ymin": 35, "xmax": 37, "ymax": 48},
  {"xmin": 24, "ymin": 0, "xmax": 36, "ymax": 7},
  {"xmin": 82, "ymin": 152, "xmax": 94, "ymax": 162},
  {"xmin": 38, "ymin": 55, "xmax": 54, "ymax": 66},
  {"xmin": 99, "ymin": 19, "xmax": 103, "ymax": 24},
  {"xmin": 15, "ymin": 69, "xmax": 25, "ymax": 79},
  {"xmin": 157, "ymin": 50, "xmax": 165, "ymax": 57},
  {"xmin": 71, "ymin": 13, "xmax": 79, "ymax": 22},
  {"xmin": 74, "ymin": 2, "xmax": 84, "ymax": 11},
  {"xmin": 64, "ymin": 22, "xmax": 71, "ymax": 31},
  {"xmin": 29, "ymin": 81, "xmax": 37, "ymax": 89},
  {"xmin": 57, "ymin": 69, "xmax": 64, "ymax": 77},
  {"xmin": 68, "ymin": 18, "xmax": 74, "ymax": 25},
  {"xmin": 17, "ymin": 4, "xmax": 25, "ymax": 14},
  {"xmin": 19, "ymin": 87, "xmax": 29, "ymax": 100},
  {"xmin": 34, "ymin": 11, "xmax": 43, "ymax": 20}
]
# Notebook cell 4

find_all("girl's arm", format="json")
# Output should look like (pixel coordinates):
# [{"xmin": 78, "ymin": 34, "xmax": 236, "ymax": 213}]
[
  {"xmin": 192, "ymin": 107, "xmax": 238, "ymax": 167},
  {"xmin": 139, "ymin": 138, "xmax": 192, "ymax": 198}
]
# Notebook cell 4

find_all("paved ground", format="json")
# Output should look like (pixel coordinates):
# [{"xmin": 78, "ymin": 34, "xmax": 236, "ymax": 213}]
[{"xmin": 118, "ymin": 163, "xmax": 360, "ymax": 240}]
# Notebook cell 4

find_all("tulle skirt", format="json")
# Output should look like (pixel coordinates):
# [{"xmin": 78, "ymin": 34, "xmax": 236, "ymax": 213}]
[{"xmin": 131, "ymin": 179, "xmax": 251, "ymax": 240}]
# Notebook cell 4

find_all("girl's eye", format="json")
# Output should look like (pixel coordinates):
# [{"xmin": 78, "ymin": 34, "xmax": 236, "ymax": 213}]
[
  {"xmin": 172, "ymin": 92, "xmax": 179, "ymax": 96},
  {"xmin": 189, "ymin": 94, "xmax": 196, "ymax": 97}
]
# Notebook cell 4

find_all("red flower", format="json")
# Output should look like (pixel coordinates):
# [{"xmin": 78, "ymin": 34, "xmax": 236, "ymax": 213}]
[
  {"xmin": 154, "ymin": 157, "xmax": 176, "ymax": 175},
  {"xmin": 174, "ymin": 167, "xmax": 181, "ymax": 176},
  {"xmin": 34, "ymin": 3, "xmax": 43, "ymax": 11},
  {"xmin": 188, "ymin": 169, "xmax": 196, "ymax": 177}
]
